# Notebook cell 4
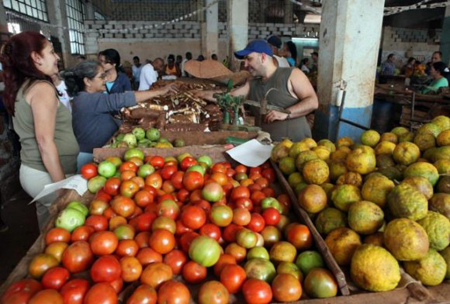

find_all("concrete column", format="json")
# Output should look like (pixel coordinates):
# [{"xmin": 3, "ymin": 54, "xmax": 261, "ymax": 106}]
[
  {"xmin": 227, "ymin": 0, "xmax": 248, "ymax": 71},
  {"xmin": 284, "ymin": 0, "xmax": 293, "ymax": 24},
  {"xmin": 46, "ymin": 0, "xmax": 73, "ymax": 68},
  {"xmin": 441, "ymin": 5, "xmax": 450, "ymax": 65},
  {"xmin": 0, "ymin": 3, "xmax": 7, "ymax": 32},
  {"xmin": 202, "ymin": 0, "xmax": 219, "ymax": 59},
  {"xmin": 312, "ymin": 0, "xmax": 385, "ymax": 142},
  {"xmin": 85, "ymin": 1, "xmax": 96, "ymax": 20}
]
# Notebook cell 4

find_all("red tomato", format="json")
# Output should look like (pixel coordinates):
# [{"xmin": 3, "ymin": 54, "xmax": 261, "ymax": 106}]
[
  {"xmin": 28, "ymin": 289, "xmax": 63, "ymax": 304},
  {"xmin": 120, "ymin": 170, "xmax": 136, "ymax": 181},
  {"xmin": 235, "ymin": 165, "xmax": 248, "ymax": 174},
  {"xmin": 60, "ymin": 279, "xmax": 90, "ymax": 304},
  {"xmin": 262, "ymin": 168, "xmax": 276, "ymax": 183},
  {"xmin": 231, "ymin": 186, "xmax": 250, "ymax": 201},
  {"xmin": 45, "ymin": 228, "xmax": 71, "ymax": 245},
  {"xmin": 220, "ymin": 264, "xmax": 246, "ymax": 294},
  {"xmin": 156, "ymin": 199, "xmax": 180, "ymax": 220},
  {"xmin": 148, "ymin": 229, "xmax": 175, "ymax": 254},
  {"xmin": 41, "ymin": 267, "xmax": 70, "ymax": 290},
  {"xmin": 286, "ymin": 224, "xmax": 312, "ymax": 250},
  {"xmin": 134, "ymin": 190, "xmax": 154, "ymax": 208},
  {"xmin": 126, "ymin": 284, "xmax": 157, "ymax": 304},
  {"xmin": 262, "ymin": 208, "xmax": 281, "ymax": 226},
  {"xmin": 104, "ymin": 177, "xmax": 121, "ymax": 196},
  {"xmin": 91, "ymin": 255, "xmax": 121, "ymax": 283},
  {"xmin": 111, "ymin": 196, "xmax": 136, "ymax": 218},
  {"xmin": 120, "ymin": 161, "xmax": 138, "ymax": 173},
  {"xmin": 145, "ymin": 173, "xmax": 163, "ymax": 189},
  {"xmin": 249, "ymin": 167, "xmax": 262, "ymax": 176},
  {"xmin": 198, "ymin": 281, "xmax": 230, "ymax": 304},
  {"xmin": 85, "ymin": 215, "xmax": 108, "ymax": 232},
  {"xmin": 247, "ymin": 213, "xmax": 266, "ymax": 233},
  {"xmin": 175, "ymin": 220, "xmax": 192, "ymax": 236},
  {"xmin": 119, "ymin": 256, "xmax": 142, "ymax": 282},
  {"xmin": 179, "ymin": 231, "xmax": 200, "ymax": 253},
  {"xmin": 250, "ymin": 191, "xmax": 266, "ymax": 206},
  {"xmin": 199, "ymin": 223, "xmax": 221, "ymax": 241},
  {"xmin": 170, "ymin": 171, "xmax": 184, "ymax": 189},
  {"xmin": 157, "ymin": 280, "xmax": 190, "ymax": 304},
  {"xmin": 83, "ymin": 283, "xmax": 117, "ymax": 304},
  {"xmin": 193, "ymin": 199, "xmax": 212, "ymax": 214},
  {"xmin": 177, "ymin": 188, "xmax": 190, "ymax": 203},
  {"xmin": 272, "ymin": 273, "xmax": 302, "ymax": 302},
  {"xmin": 71, "ymin": 225, "xmax": 95, "ymax": 242},
  {"xmin": 115, "ymin": 239, "xmax": 139, "ymax": 257},
  {"xmin": 163, "ymin": 250, "xmax": 188, "ymax": 275},
  {"xmin": 233, "ymin": 208, "xmax": 251, "ymax": 226},
  {"xmin": 81, "ymin": 163, "xmax": 98, "ymax": 180},
  {"xmin": 119, "ymin": 180, "xmax": 139, "ymax": 198},
  {"xmin": 242, "ymin": 279, "xmax": 273, "ymax": 304},
  {"xmin": 140, "ymin": 262, "xmax": 173, "ymax": 289},
  {"xmin": 149, "ymin": 156, "xmax": 165, "ymax": 169},
  {"xmin": 222, "ymin": 223, "xmax": 243, "ymax": 243},
  {"xmin": 62, "ymin": 241, "xmax": 94, "ymax": 273},
  {"xmin": 136, "ymin": 248, "xmax": 163, "ymax": 266},
  {"xmin": 182, "ymin": 261, "xmax": 207, "ymax": 284},
  {"xmin": 262, "ymin": 187, "xmax": 275, "ymax": 198},
  {"xmin": 182, "ymin": 171, "xmax": 204, "ymax": 191},
  {"xmin": 89, "ymin": 231, "xmax": 119, "ymax": 256},
  {"xmin": 180, "ymin": 157, "xmax": 198, "ymax": 171},
  {"xmin": 161, "ymin": 165, "xmax": 178, "ymax": 180},
  {"xmin": 235, "ymin": 198, "xmax": 253, "ymax": 211},
  {"xmin": 108, "ymin": 277, "xmax": 123, "ymax": 294},
  {"xmin": 135, "ymin": 212, "xmax": 157, "ymax": 232},
  {"xmin": 2, "ymin": 279, "xmax": 42, "ymax": 304},
  {"xmin": 213, "ymin": 254, "xmax": 237, "ymax": 277},
  {"xmin": 224, "ymin": 243, "xmax": 246, "ymax": 263},
  {"xmin": 211, "ymin": 163, "xmax": 227, "ymax": 174},
  {"xmin": 181, "ymin": 206, "xmax": 206, "ymax": 230}
]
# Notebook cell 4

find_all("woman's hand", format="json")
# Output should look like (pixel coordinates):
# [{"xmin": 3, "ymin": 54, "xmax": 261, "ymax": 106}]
[{"xmin": 159, "ymin": 83, "xmax": 179, "ymax": 95}]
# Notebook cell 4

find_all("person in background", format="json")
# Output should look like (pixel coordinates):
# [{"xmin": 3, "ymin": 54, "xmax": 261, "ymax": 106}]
[
  {"xmin": 402, "ymin": 57, "xmax": 416, "ymax": 77},
  {"xmin": 77, "ymin": 55, "xmax": 86, "ymax": 63},
  {"xmin": 51, "ymin": 73, "xmax": 72, "ymax": 113},
  {"xmin": 164, "ymin": 54, "xmax": 181, "ymax": 77},
  {"xmin": 176, "ymin": 55, "xmax": 183, "ymax": 70},
  {"xmin": 64, "ymin": 61, "xmax": 177, "ymax": 170},
  {"xmin": 181, "ymin": 52, "xmax": 192, "ymax": 77},
  {"xmin": 211, "ymin": 54, "xmax": 218, "ymax": 61},
  {"xmin": 1, "ymin": 31, "xmax": 79, "ymax": 229},
  {"xmin": 267, "ymin": 35, "xmax": 289, "ymax": 68},
  {"xmin": 195, "ymin": 40, "xmax": 318, "ymax": 142},
  {"xmin": 197, "ymin": 55, "xmax": 205, "ymax": 61},
  {"xmin": 139, "ymin": 58, "xmax": 164, "ymax": 91},
  {"xmin": 300, "ymin": 58, "xmax": 310, "ymax": 74},
  {"xmin": 422, "ymin": 62, "xmax": 449, "ymax": 94},
  {"xmin": 98, "ymin": 49, "xmax": 132, "ymax": 94},
  {"xmin": 132, "ymin": 56, "xmax": 143, "ymax": 90},
  {"xmin": 283, "ymin": 41, "xmax": 297, "ymax": 67},
  {"xmin": 426, "ymin": 51, "xmax": 442, "ymax": 75},
  {"xmin": 380, "ymin": 53, "xmax": 396, "ymax": 76}
]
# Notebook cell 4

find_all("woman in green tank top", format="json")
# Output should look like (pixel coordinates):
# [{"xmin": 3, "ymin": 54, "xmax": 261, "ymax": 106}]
[{"xmin": 0, "ymin": 31, "xmax": 79, "ymax": 230}]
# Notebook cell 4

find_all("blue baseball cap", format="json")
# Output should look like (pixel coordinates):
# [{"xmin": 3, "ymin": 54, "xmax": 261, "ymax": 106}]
[{"xmin": 234, "ymin": 40, "xmax": 273, "ymax": 59}]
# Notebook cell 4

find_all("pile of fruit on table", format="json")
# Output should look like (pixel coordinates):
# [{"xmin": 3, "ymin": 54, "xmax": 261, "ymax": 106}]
[
  {"xmin": 109, "ymin": 127, "xmax": 185, "ymax": 149},
  {"xmin": 272, "ymin": 115, "xmax": 450, "ymax": 293},
  {"xmin": 2, "ymin": 150, "xmax": 340, "ymax": 303}
]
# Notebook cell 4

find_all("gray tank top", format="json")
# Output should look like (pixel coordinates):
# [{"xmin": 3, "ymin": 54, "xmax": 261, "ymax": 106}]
[
  {"xmin": 13, "ymin": 79, "xmax": 79, "ymax": 174},
  {"xmin": 249, "ymin": 67, "xmax": 312, "ymax": 142}
]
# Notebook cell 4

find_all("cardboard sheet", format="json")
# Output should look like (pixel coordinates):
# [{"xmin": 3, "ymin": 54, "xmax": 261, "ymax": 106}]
[
  {"xmin": 226, "ymin": 139, "xmax": 273, "ymax": 167},
  {"xmin": 30, "ymin": 175, "xmax": 88, "ymax": 204}
]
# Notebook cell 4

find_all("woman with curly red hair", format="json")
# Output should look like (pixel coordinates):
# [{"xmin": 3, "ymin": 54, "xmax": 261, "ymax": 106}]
[{"xmin": 1, "ymin": 31, "xmax": 79, "ymax": 229}]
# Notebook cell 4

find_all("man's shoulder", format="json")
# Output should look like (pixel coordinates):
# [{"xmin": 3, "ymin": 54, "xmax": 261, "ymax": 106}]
[{"xmin": 142, "ymin": 64, "xmax": 155, "ymax": 72}]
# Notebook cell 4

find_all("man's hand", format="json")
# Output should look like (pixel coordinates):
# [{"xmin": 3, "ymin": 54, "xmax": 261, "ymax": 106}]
[
  {"xmin": 264, "ymin": 110, "xmax": 289, "ymax": 123},
  {"xmin": 159, "ymin": 83, "xmax": 179, "ymax": 95}
]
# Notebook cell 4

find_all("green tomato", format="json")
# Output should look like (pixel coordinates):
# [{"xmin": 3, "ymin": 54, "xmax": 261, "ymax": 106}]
[
  {"xmin": 197, "ymin": 155, "xmax": 213, "ymax": 168},
  {"xmin": 247, "ymin": 247, "xmax": 270, "ymax": 260},
  {"xmin": 98, "ymin": 161, "xmax": 116, "ymax": 178},
  {"xmin": 66, "ymin": 201, "xmax": 89, "ymax": 217},
  {"xmin": 55, "ymin": 208, "xmax": 85, "ymax": 232},
  {"xmin": 132, "ymin": 127, "xmax": 146, "ymax": 141},
  {"xmin": 261, "ymin": 197, "xmax": 282, "ymax": 212},
  {"xmin": 189, "ymin": 236, "xmax": 221, "ymax": 267}
]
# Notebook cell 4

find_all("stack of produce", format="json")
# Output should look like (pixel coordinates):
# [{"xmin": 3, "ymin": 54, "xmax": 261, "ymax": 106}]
[
  {"xmin": 272, "ymin": 115, "xmax": 450, "ymax": 292},
  {"xmin": 3, "ymin": 149, "xmax": 340, "ymax": 304},
  {"xmin": 123, "ymin": 81, "xmax": 223, "ymax": 132},
  {"xmin": 110, "ymin": 127, "xmax": 187, "ymax": 149}
]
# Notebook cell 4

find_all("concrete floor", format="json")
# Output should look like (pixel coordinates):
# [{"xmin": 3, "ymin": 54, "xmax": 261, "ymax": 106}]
[{"xmin": 0, "ymin": 189, "xmax": 39, "ymax": 285}]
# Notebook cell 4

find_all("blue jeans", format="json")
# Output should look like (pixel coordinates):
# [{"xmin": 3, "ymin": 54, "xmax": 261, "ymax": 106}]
[{"xmin": 77, "ymin": 152, "xmax": 94, "ymax": 173}]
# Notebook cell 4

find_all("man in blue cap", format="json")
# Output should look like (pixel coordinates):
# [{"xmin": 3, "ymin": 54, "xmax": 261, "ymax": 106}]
[{"xmin": 195, "ymin": 39, "xmax": 318, "ymax": 142}]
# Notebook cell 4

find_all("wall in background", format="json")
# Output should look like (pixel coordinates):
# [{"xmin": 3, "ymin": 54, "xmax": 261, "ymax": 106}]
[{"xmin": 381, "ymin": 26, "xmax": 441, "ymax": 66}]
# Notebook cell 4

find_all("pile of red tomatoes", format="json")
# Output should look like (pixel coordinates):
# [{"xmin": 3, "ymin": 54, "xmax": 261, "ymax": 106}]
[{"xmin": 2, "ymin": 150, "xmax": 338, "ymax": 304}]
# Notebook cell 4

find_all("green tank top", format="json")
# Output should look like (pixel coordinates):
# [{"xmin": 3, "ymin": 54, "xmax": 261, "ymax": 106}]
[
  {"xmin": 13, "ymin": 79, "xmax": 79, "ymax": 174},
  {"xmin": 249, "ymin": 67, "xmax": 312, "ymax": 142}
]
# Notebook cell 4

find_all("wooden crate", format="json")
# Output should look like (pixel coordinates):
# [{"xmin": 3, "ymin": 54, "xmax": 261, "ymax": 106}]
[{"xmin": 270, "ymin": 161, "xmax": 436, "ymax": 302}]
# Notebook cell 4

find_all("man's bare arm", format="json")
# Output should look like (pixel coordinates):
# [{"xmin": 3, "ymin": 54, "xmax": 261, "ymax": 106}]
[{"xmin": 192, "ymin": 81, "xmax": 250, "ymax": 102}]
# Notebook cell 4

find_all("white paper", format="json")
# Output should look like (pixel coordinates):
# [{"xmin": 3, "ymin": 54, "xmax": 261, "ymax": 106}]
[
  {"xmin": 226, "ymin": 139, "xmax": 273, "ymax": 167},
  {"xmin": 30, "ymin": 175, "xmax": 88, "ymax": 204}
]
